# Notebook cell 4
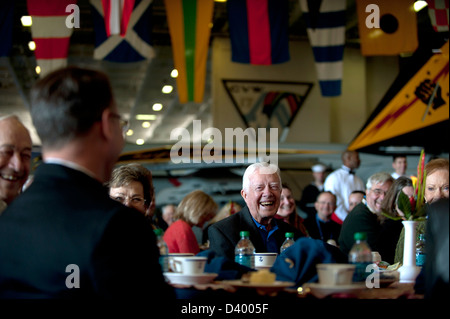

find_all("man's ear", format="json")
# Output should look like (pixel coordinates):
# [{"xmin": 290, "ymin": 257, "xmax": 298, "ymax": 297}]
[
  {"xmin": 241, "ymin": 189, "xmax": 247, "ymax": 200},
  {"xmin": 100, "ymin": 108, "xmax": 114, "ymax": 140}
]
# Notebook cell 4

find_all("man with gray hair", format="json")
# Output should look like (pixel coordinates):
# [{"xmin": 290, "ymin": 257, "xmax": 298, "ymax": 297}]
[
  {"xmin": 338, "ymin": 172, "xmax": 395, "ymax": 256},
  {"xmin": 208, "ymin": 162, "xmax": 304, "ymax": 261},
  {"xmin": 0, "ymin": 115, "xmax": 32, "ymax": 214}
]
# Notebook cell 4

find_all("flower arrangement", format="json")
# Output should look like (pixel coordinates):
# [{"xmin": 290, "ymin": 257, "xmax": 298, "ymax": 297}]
[{"xmin": 384, "ymin": 149, "xmax": 427, "ymax": 221}]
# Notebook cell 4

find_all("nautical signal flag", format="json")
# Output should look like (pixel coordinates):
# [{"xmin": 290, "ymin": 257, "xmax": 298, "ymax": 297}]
[
  {"xmin": 299, "ymin": 0, "xmax": 346, "ymax": 97},
  {"xmin": 348, "ymin": 40, "xmax": 449, "ymax": 151},
  {"xmin": 164, "ymin": 0, "xmax": 214, "ymax": 103},
  {"xmin": 0, "ymin": 2, "xmax": 13, "ymax": 57},
  {"xmin": 27, "ymin": 0, "xmax": 77, "ymax": 77},
  {"xmin": 100, "ymin": 0, "xmax": 135, "ymax": 37},
  {"xmin": 357, "ymin": 0, "xmax": 418, "ymax": 56},
  {"xmin": 227, "ymin": 0, "xmax": 290, "ymax": 65},
  {"xmin": 90, "ymin": 0, "xmax": 155, "ymax": 62},
  {"xmin": 427, "ymin": 0, "xmax": 449, "ymax": 32}
]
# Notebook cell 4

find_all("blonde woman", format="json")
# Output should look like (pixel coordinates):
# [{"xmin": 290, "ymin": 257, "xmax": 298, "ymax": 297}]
[{"xmin": 164, "ymin": 190, "xmax": 217, "ymax": 254}]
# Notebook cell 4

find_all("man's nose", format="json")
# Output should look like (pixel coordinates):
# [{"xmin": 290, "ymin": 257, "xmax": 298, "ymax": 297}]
[{"xmin": 9, "ymin": 152, "xmax": 25, "ymax": 172}]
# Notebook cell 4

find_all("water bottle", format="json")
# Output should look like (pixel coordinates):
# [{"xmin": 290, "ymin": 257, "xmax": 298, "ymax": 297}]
[
  {"xmin": 280, "ymin": 232, "xmax": 295, "ymax": 253},
  {"xmin": 154, "ymin": 228, "xmax": 169, "ymax": 272},
  {"xmin": 348, "ymin": 232, "xmax": 373, "ymax": 282},
  {"xmin": 415, "ymin": 233, "xmax": 426, "ymax": 267},
  {"xmin": 234, "ymin": 231, "xmax": 255, "ymax": 269}
]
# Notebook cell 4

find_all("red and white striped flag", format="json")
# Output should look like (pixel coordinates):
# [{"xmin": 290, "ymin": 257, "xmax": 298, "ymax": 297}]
[
  {"xmin": 427, "ymin": 0, "xmax": 449, "ymax": 32},
  {"xmin": 27, "ymin": 0, "xmax": 77, "ymax": 77}
]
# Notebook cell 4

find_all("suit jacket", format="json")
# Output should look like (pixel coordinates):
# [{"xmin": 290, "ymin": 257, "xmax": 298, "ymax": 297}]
[
  {"xmin": 208, "ymin": 206, "xmax": 304, "ymax": 261},
  {"xmin": 0, "ymin": 163, "xmax": 174, "ymax": 300}
]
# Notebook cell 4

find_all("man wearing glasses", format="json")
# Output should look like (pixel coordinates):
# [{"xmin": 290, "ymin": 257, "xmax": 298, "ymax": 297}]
[
  {"xmin": 338, "ymin": 172, "xmax": 395, "ymax": 257},
  {"xmin": 0, "ymin": 66, "xmax": 174, "ymax": 302}
]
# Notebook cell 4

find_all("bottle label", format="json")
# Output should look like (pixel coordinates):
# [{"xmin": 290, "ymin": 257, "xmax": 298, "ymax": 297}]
[
  {"xmin": 235, "ymin": 254, "xmax": 254, "ymax": 268},
  {"xmin": 352, "ymin": 262, "xmax": 372, "ymax": 282},
  {"xmin": 159, "ymin": 256, "xmax": 169, "ymax": 272},
  {"xmin": 416, "ymin": 253, "xmax": 426, "ymax": 267}
]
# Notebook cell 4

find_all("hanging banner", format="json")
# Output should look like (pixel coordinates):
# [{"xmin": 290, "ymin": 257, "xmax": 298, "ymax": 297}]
[
  {"xmin": 357, "ymin": 0, "xmax": 418, "ymax": 56},
  {"xmin": 27, "ymin": 0, "xmax": 77, "ymax": 77},
  {"xmin": 164, "ymin": 0, "xmax": 214, "ymax": 103},
  {"xmin": 426, "ymin": 0, "xmax": 449, "ymax": 32},
  {"xmin": 227, "ymin": 0, "xmax": 290, "ymax": 65},
  {"xmin": 299, "ymin": 0, "xmax": 346, "ymax": 97},
  {"xmin": 348, "ymin": 41, "xmax": 449, "ymax": 151},
  {"xmin": 90, "ymin": 0, "xmax": 155, "ymax": 62}
]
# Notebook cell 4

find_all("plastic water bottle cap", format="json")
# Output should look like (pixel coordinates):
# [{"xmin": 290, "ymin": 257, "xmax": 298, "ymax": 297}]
[{"xmin": 354, "ymin": 232, "xmax": 367, "ymax": 241}]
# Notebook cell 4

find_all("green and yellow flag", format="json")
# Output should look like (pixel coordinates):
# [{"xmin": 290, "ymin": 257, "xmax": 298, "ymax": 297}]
[{"xmin": 164, "ymin": 0, "xmax": 214, "ymax": 103}]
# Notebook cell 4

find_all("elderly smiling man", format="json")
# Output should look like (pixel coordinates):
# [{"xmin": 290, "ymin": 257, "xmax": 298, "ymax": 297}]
[
  {"xmin": 0, "ymin": 115, "xmax": 32, "ymax": 214},
  {"xmin": 208, "ymin": 162, "xmax": 304, "ymax": 261}
]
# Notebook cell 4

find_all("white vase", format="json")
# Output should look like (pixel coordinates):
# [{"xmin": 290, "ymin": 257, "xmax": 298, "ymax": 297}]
[{"xmin": 398, "ymin": 220, "xmax": 421, "ymax": 283}]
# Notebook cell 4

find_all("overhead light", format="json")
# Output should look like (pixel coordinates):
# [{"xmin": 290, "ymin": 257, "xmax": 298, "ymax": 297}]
[
  {"xmin": 414, "ymin": 0, "xmax": 428, "ymax": 12},
  {"xmin": 135, "ymin": 114, "xmax": 157, "ymax": 120},
  {"xmin": 28, "ymin": 41, "xmax": 36, "ymax": 51},
  {"xmin": 214, "ymin": 0, "xmax": 227, "ymax": 2},
  {"xmin": 170, "ymin": 69, "xmax": 178, "ymax": 78},
  {"xmin": 21, "ymin": 16, "xmax": 32, "ymax": 27},
  {"xmin": 136, "ymin": 139, "xmax": 145, "ymax": 145},
  {"xmin": 152, "ymin": 103, "xmax": 163, "ymax": 111},
  {"xmin": 162, "ymin": 85, "xmax": 173, "ymax": 94},
  {"xmin": 142, "ymin": 121, "xmax": 151, "ymax": 128}
]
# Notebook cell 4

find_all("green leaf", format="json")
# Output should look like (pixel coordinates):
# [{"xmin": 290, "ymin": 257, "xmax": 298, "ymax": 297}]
[
  {"xmin": 381, "ymin": 212, "xmax": 404, "ymax": 221},
  {"xmin": 397, "ymin": 191, "xmax": 412, "ymax": 220}
]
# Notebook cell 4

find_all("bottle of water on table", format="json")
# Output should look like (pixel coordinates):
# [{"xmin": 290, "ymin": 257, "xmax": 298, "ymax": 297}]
[
  {"xmin": 348, "ymin": 232, "xmax": 373, "ymax": 282},
  {"xmin": 280, "ymin": 232, "xmax": 295, "ymax": 253},
  {"xmin": 154, "ymin": 228, "xmax": 169, "ymax": 272},
  {"xmin": 235, "ymin": 231, "xmax": 255, "ymax": 269}
]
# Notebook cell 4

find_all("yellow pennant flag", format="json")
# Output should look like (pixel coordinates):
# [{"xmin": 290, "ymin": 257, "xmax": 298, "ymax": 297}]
[
  {"xmin": 357, "ymin": 0, "xmax": 418, "ymax": 56},
  {"xmin": 349, "ymin": 41, "xmax": 449, "ymax": 151},
  {"xmin": 164, "ymin": 0, "xmax": 214, "ymax": 103}
]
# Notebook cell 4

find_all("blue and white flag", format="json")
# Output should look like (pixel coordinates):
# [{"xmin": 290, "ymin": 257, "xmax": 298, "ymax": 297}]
[
  {"xmin": 300, "ymin": 0, "xmax": 346, "ymax": 97},
  {"xmin": 90, "ymin": 0, "xmax": 155, "ymax": 62},
  {"xmin": 0, "ymin": 2, "xmax": 14, "ymax": 57}
]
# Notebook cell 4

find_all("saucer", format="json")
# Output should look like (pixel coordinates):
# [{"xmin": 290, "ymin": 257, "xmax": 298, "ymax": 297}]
[
  {"xmin": 163, "ymin": 272, "xmax": 218, "ymax": 285},
  {"xmin": 220, "ymin": 280, "xmax": 295, "ymax": 294},
  {"xmin": 305, "ymin": 282, "xmax": 366, "ymax": 299}
]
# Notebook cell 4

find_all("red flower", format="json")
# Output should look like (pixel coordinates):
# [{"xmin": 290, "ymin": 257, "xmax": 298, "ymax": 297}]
[{"xmin": 409, "ymin": 196, "xmax": 416, "ymax": 213}]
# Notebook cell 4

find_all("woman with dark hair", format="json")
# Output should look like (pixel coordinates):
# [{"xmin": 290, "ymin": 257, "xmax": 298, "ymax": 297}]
[
  {"xmin": 106, "ymin": 163, "xmax": 155, "ymax": 219},
  {"xmin": 275, "ymin": 183, "xmax": 309, "ymax": 237}
]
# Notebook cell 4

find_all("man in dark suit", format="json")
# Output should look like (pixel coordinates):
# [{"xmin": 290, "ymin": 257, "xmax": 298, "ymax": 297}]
[
  {"xmin": 208, "ymin": 162, "xmax": 304, "ymax": 261},
  {"xmin": 0, "ymin": 67, "xmax": 174, "ymax": 301}
]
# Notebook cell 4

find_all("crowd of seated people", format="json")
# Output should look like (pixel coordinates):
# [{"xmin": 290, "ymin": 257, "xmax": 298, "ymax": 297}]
[{"xmin": 0, "ymin": 66, "xmax": 447, "ymax": 301}]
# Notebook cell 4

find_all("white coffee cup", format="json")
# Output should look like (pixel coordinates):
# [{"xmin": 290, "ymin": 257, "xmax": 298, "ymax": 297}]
[
  {"xmin": 254, "ymin": 252, "xmax": 278, "ymax": 269},
  {"xmin": 168, "ymin": 253, "xmax": 194, "ymax": 272},
  {"xmin": 172, "ymin": 256, "xmax": 207, "ymax": 275},
  {"xmin": 316, "ymin": 263, "xmax": 356, "ymax": 286}
]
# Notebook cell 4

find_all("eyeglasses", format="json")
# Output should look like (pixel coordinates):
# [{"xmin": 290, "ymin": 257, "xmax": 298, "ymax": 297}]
[
  {"xmin": 370, "ymin": 188, "xmax": 387, "ymax": 196},
  {"xmin": 110, "ymin": 112, "xmax": 129, "ymax": 134},
  {"xmin": 110, "ymin": 195, "xmax": 147, "ymax": 207}
]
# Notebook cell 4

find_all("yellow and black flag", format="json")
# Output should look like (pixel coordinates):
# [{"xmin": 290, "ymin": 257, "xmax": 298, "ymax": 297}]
[
  {"xmin": 349, "ymin": 40, "xmax": 449, "ymax": 151},
  {"xmin": 356, "ymin": 0, "xmax": 418, "ymax": 56}
]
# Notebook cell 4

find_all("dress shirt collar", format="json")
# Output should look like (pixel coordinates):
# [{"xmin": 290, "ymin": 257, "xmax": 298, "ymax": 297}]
[
  {"xmin": 341, "ymin": 165, "xmax": 355, "ymax": 175},
  {"xmin": 251, "ymin": 216, "xmax": 279, "ymax": 234},
  {"xmin": 44, "ymin": 158, "xmax": 97, "ymax": 180}
]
